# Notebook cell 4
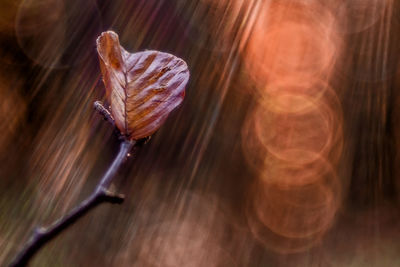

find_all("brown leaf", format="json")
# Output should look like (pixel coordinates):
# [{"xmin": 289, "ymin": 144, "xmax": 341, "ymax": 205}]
[{"xmin": 96, "ymin": 31, "xmax": 189, "ymax": 140}]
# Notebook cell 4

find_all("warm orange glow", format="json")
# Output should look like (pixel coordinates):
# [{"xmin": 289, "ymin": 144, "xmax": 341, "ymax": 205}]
[
  {"xmin": 254, "ymin": 171, "xmax": 340, "ymax": 239},
  {"xmin": 242, "ymin": 0, "xmax": 344, "ymax": 253},
  {"xmin": 245, "ymin": 1, "xmax": 339, "ymax": 89},
  {"xmin": 254, "ymin": 102, "xmax": 332, "ymax": 166}
]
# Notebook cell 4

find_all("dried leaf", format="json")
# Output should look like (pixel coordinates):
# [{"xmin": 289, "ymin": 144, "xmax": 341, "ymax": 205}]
[{"xmin": 96, "ymin": 31, "xmax": 189, "ymax": 140}]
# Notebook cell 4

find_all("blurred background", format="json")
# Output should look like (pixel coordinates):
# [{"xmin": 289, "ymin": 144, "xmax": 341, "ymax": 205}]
[{"xmin": 1, "ymin": 0, "xmax": 400, "ymax": 266}]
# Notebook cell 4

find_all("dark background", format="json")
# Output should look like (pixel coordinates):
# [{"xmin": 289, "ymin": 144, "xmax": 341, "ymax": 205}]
[{"xmin": 1, "ymin": 0, "xmax": 400, "ymax": 266}]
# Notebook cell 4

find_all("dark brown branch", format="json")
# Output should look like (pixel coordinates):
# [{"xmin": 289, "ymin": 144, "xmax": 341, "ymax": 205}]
[{"xmin": 9, "ymin": 109, "xmax": 135, "ymax": 267}]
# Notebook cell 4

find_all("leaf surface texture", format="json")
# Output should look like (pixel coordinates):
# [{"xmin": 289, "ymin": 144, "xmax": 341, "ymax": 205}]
[{"xmin": 97, "ymin": 31, "xmax": 189, "ymax": 140}]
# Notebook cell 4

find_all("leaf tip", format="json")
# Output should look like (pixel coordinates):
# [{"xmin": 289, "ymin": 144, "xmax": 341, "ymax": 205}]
[{"xmin": 96, "ymin": 30, "xmax": 123, "ymax": 70}]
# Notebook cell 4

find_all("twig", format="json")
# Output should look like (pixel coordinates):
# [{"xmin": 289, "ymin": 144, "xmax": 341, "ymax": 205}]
[
  {"xmin": 94, "ymin": 101, "xmax": 125, "ymax": 139},
  {"xmin": 9, "ymin": 106, "xmax": 136, "ymax": 267},
  {"xmin": 93, "ymin": 101, "xmax": 115, "ymax": 127}
]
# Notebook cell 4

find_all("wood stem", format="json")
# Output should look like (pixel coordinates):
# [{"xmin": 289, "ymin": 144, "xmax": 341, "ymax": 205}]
[{"xmin": 9, "ymin": 136, "xmax": 134, "ymax": 267}]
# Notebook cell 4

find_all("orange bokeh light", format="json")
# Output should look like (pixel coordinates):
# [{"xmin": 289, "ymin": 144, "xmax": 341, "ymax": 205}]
[{"xmin": 245, "ymin": 1, "xmax": 339, "ymax": 89}]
